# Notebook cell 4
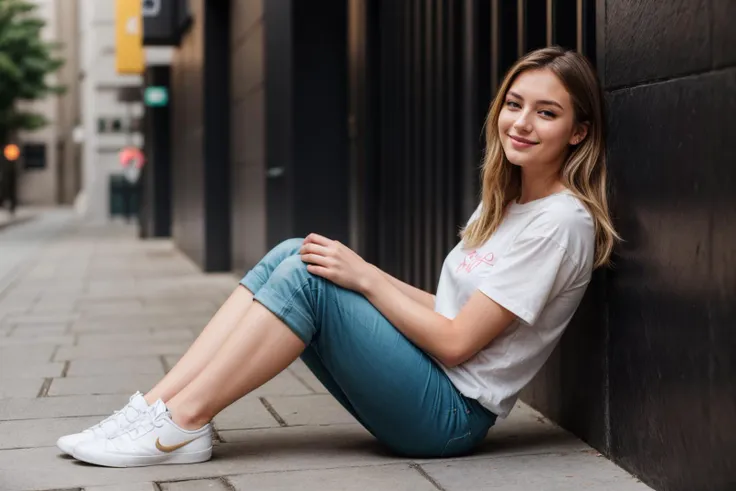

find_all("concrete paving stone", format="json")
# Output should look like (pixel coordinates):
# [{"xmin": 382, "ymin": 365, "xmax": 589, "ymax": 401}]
[
  {"xmin": 4, "ymin": 313, "xmax": 80, "ymax": 325},
  {"xmin": 0, "ymin": 425, "xmax": 402, "ymax": 491},
  {"xmin": 264, "ymin": 394, "xmax": 358, "ymax": 426},
  {"xmin": 139, "ymin": 305, "xmax": 220, "ymax": 316},
  {"xmin": 66, "ymin": 357, "xmax": 165, "ymax": 377},
  {"xmin": 85, "ymin": 483, "xmax": 158, "ymax": 491},
  {"xmin": 76, "ymin": 303, "xmax": 145, "ymax": 315},
  {"xmin": 0, "ymin": 361, "xmax": 65, "ymax": 378},
  {"xmin": 48, "ymin": 373, "xmax": 161, "ymax": 396},
  {"xmin": 72, "ymin": 316, "xmax": 212, "ymax": 332},
  {"xmin": 420, "ymin": 450, "xmax": 653, "ymax": 490},
  {"xmin": 160, "ymin": 478, "xmax": 230, "ymax": 491},
  {"xmin": 31, "ymin": 304, "xmax": 78, "ymax": 315},
  {"xmin": 0, "ymin": 345, "xmax": 56, "ymax": 364},
  {"xmin": 0, "ymin": 394, "xmax": 131, "ymax": 421},
  {"xmin": 0, "ymin": 334, "xmax": 75, "ymax": 346},
  {"xmin": 54, "ymin": 342, "xmax": 191, "ymax": 361},
  {"xmin": 0, "ymin": 415, "xmax": 101, "ymax": 449},
  {"xmin": 250, "ymin": 371, "xmax": 315, "ymax": 397},
  {"xmin": 212, "ymin": 395, "xmax": 280, "ymax": 432},
  {"xmin": 75, "ymin": 299, "xmax": 144, "ymax": 310},
  {"xmin": 411, "ymin": 403, "xmax": 588, "ymax": 464},
  {"xmin": 76, "ymin": 330, "xmax": 194, "ymax": 347},
  {"xmin": 227, "ymin": 463, "xmax": 439, "ymax": 491},
  {"xmin": 287, "ymin": 358, "xmax": 328, "ymax": 394},
  {"xmin": 0, "ymin": 378, "xmax": 45, "ymax": 398},
  {"xmin": 8, "ymin": 323, "xmax": 69, "ymax": 337}
]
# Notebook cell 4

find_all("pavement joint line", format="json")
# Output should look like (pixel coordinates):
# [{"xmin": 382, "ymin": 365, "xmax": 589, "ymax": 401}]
[
  {"xmin": 219, "ymin": 476, "xmax": 238, "ymax": 491},
  {"xmin": 286, "ymin": 366, "xmax": 317, "ymax": 393},
  {"xmin": 259, "ymin": 397, "xmax": 288, "ymax": 427},
  {"xmin": 37, "ymin": 377, "xmax": 53, "ymax": 397},
  {"xmin": 49, "ymin": 344, "xmax": 60, "ymax": 363},
  {"xmin": 152, "ymin": 461, "xmax": 414, "ymax": 484},
  {"xmin": 411, "ymin": 463, "xmax": 447, "ymax": 491},
  {"xmin": 159, "ymin": 354, "xmax": 170, "ymax": 373}
]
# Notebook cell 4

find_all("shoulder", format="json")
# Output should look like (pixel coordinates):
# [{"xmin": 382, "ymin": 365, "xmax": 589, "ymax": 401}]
[{"xmin": 519, "ymin": 194, "xmax": 595, "ymax": 267}]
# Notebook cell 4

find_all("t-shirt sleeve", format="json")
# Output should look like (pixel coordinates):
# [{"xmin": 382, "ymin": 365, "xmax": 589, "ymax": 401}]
[{"xmin": 478, "ymin": 233, "xmax": 577, "ymax": 325}]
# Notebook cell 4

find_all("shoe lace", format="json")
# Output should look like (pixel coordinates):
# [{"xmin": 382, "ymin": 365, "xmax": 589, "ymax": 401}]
[
  {"xmin": 94, "ymin": 405, "xmax": 143, "ymax": 437},
  {"xmin": 120, "ymin": 406, "xmax": 165, "ymax": 440}
]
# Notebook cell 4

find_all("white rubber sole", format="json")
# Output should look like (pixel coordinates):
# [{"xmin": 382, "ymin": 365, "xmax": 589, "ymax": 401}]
[{"xmin": 72, "ymin": 446, "xmax": 213, "ymax": 468}]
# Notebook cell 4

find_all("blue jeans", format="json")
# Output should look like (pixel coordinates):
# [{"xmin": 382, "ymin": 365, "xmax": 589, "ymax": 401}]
[{"xmin": 239, "ymin": 238, "xmax": 496, "ymax": 458}]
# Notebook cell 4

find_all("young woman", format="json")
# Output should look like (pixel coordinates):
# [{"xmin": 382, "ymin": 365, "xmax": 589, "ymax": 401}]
[{"xmin": 58, "ymin": 46, "xmax": 618, "ymax": 467}]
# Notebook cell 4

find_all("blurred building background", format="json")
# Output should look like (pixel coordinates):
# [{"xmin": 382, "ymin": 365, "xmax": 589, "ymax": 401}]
[
  {"xmin": 14, "ymin": 0, "xmax": 78, "ymax": 206},
  {"xmin": 4, "ymin": 1, "xmax": 734, "ymax": 491}
]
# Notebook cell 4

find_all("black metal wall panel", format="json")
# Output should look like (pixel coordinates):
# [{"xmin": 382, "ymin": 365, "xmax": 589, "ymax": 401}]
[
  {"xmin": 363, "ymin": 0, "xmax": 470, "ymax": 293},
  {"xmin": 169, "ymin": 0, "xmax": 231, "ymax": 272}
]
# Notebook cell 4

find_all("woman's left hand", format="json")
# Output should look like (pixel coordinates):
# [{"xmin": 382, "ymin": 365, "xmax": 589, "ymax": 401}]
[{"xmin": 300, "ymin": 233, "xmax": 375, "ymax": 293}]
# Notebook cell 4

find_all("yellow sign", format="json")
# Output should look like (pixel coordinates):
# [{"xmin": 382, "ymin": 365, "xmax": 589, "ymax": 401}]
[
  {"xmin": 115, "ymin": 0, "xmax": 144, "ymax": 74},
  {"xmin": 3, "ymin": 144, "xmax": 20, "ymax": 161}
]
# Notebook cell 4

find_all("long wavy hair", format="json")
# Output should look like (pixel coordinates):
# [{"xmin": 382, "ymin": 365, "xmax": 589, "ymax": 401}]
[{"xmin": 461, "ymin": 46, "xmax": 619, "ymax": 268}]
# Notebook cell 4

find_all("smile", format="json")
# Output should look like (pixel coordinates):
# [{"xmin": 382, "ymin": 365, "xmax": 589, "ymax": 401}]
[{"xmin": 508, "ymin": 135, "xmax": 539, "ymax": 148}]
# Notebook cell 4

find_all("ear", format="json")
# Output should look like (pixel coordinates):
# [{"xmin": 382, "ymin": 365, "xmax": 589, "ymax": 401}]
[{"xmin": 569, "ymin": 122, "xmax": 589, "ymax": 145}]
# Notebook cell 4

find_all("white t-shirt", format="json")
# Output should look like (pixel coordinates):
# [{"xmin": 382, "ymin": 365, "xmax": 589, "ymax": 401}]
[{"xmin": 434, "ymin": 190, "xmax": 595, "ymax": 418}]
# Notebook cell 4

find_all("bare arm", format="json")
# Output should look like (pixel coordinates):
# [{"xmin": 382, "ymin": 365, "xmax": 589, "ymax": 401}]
[
  {"xmin": 360, "ymin": 268, "xmax": 515, "ymax": 368},
  {"xmin": 372, "ymin": 265, "xmax": 435, "ymax": 309},
  {"xmin": 299, "ymin": 234, "xmax": 514, "ymax": 368}
]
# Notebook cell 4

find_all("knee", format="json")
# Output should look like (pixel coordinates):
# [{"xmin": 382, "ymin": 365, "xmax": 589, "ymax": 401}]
[
  {"xmin": 268, "ymin": 255, "xmax": 312, "ymax": 286},
  {"xmin": 269, "ymin": 237, "xmax": 305, "ymax": 258}
]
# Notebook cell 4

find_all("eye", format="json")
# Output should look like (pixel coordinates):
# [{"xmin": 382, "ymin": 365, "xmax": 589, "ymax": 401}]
[
  {"xmin": 505, "ymin": 100, "xmax": 521, "ymax": 109},
  {"xmin": 539, "ymin": 110, "xmax": 556, "ymax": 118}
]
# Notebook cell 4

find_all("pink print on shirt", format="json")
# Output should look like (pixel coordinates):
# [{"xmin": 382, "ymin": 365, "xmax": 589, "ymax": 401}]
[{"xmin": 456, "ymin": 250, "xmax": 496, "ymax": 274}]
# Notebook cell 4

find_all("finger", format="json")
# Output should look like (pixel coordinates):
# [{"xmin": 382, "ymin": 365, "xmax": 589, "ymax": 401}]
[
  {"xmin": 300, "ymin": 253, "xmax": 330, "ymax": 266},
  {"xmin": 305, "ymin": 264, "xmax": 330, "ymax": 278},
  {"xmin": 300, "ymin": 243, "xmax": 332, "ymax": 256},
  {"xmin": 305, "ymin": 233, "xmax": 332, "ymax": 247}
]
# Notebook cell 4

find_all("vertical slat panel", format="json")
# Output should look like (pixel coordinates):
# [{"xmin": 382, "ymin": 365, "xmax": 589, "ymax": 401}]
[
  {"xmin": 523, "ymin": 0, "xmax": 548, "ymax": 52},
  {"xmin": 378, "ymin": 0, "xmax": 391, "ymax": 273},
  {"xmin": 402, "ymin": 0, "xmax": 412, "ymax": 281},
  {"xmin": 413, "ymin": 0, "xmax": 423, "ymax": 287},
  {"xmin": 423, "ymin": 0, "xmax": 433, "ymax": 292},
  {"xmin": 434, "ymin": 0, "xmax": 447, "ymax": 287},
  {"xmin": 552, "ymin": 0, "xmax": 578, "ymax": 50}
]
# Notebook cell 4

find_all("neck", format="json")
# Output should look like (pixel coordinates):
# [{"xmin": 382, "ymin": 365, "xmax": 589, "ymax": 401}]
[{"xmin": 517, "ymin": 167, "xmax": 565, "ymax": 204}]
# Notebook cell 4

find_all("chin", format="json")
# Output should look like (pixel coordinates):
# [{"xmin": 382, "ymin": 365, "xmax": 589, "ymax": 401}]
[{"xmin": 503, "ymin": 148, "xmax": 532, "ymax": 167}]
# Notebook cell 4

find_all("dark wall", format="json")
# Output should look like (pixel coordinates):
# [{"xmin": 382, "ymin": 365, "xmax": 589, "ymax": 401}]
[
  {"xmin": 171, "ymin": 0, "xmax": 231, "ymax": 272},
  {"xmin": 171, "ymin": 0, "xmax": 205, "ymax": 266},
  {"xmin": 140, "ymin": 65, "xmax": 172, "ymax": 239},
  {"xmin": 230, "ymin": 0, "xmax": 266, "ymax": 276},
  {"xmin": 523, "ymin": 1, "xmax": 736, "ymax": 490},
  {"xmin": 263, "ymin": 0, "xmax": 350, "ymax": 249}
]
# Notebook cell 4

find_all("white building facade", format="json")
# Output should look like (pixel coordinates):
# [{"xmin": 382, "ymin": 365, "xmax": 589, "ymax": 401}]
[{"xmin": 77, "ymin": 0, "xmax": 144, "ymax": 222}]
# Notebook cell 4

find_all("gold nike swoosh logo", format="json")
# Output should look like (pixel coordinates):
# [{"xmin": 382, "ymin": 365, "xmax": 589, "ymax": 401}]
[{"xmin": 155, "ymin": 437, "xmax": 195, "ymax": 453}]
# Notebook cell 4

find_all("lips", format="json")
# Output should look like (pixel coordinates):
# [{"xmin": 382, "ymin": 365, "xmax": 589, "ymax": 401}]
[{"xmin": 508, "ymin": 135, "xmax": 538, "ymax": 145}]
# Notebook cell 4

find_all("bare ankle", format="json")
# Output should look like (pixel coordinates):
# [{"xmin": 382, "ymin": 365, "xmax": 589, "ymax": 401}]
[{"xmin": 167, "ymin": 401, "xmax": 210, "ymax": 431}]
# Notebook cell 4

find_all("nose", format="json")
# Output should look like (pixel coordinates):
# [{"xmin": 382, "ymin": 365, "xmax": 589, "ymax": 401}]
[{"xmin": 512, "ymin": 111, "xmax": 532, "ymax": 133}]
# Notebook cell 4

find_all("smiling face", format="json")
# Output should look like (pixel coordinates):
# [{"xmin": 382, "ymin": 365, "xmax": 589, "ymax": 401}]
[{"xmin": 497, "ymin": 68, "xmax": 587, "ymax": 172}]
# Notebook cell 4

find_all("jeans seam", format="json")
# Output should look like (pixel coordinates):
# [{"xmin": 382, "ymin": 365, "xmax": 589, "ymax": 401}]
[
  {"xmin": 274, "ymin": 277, "xmax": 311, "ymax": 319},
  {"xmin": 440, "ymin": 429, "xmax": 473, "ymax": 457}
]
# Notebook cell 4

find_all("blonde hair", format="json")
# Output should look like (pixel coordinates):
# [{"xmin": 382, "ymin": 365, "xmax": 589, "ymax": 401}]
[{"xmin": 461, "ymin": 46, "xmax": 620, "ymax": 268}]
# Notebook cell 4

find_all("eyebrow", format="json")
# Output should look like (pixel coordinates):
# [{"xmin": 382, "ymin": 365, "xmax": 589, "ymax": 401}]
[{"xmin": 507, "ymin": 91, "xmax": 564, "ymax": 110}]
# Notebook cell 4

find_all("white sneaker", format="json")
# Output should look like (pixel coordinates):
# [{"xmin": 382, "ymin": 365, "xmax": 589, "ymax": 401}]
[
  {"xmin": 72, "ymin": 399, "xmax": 213, "ymax": 467},
  {"xmin": 56, "ymin": 391, "xmax": 149, "ymax": 455}
]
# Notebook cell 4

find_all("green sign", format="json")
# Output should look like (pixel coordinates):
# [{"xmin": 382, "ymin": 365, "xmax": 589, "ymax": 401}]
[{"xmin": 144, "ymin": 86, "xmax": 169, "ymax": 107}]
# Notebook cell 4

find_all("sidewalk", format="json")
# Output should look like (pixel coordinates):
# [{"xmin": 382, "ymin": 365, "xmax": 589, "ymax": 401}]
[
  {"xmin": 0, "ymin": 207, "xmax": 37, "ymax": 231},
  {"xmin": 0, "ymin": 212, "xmax": 652, "ymax": 491}
]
